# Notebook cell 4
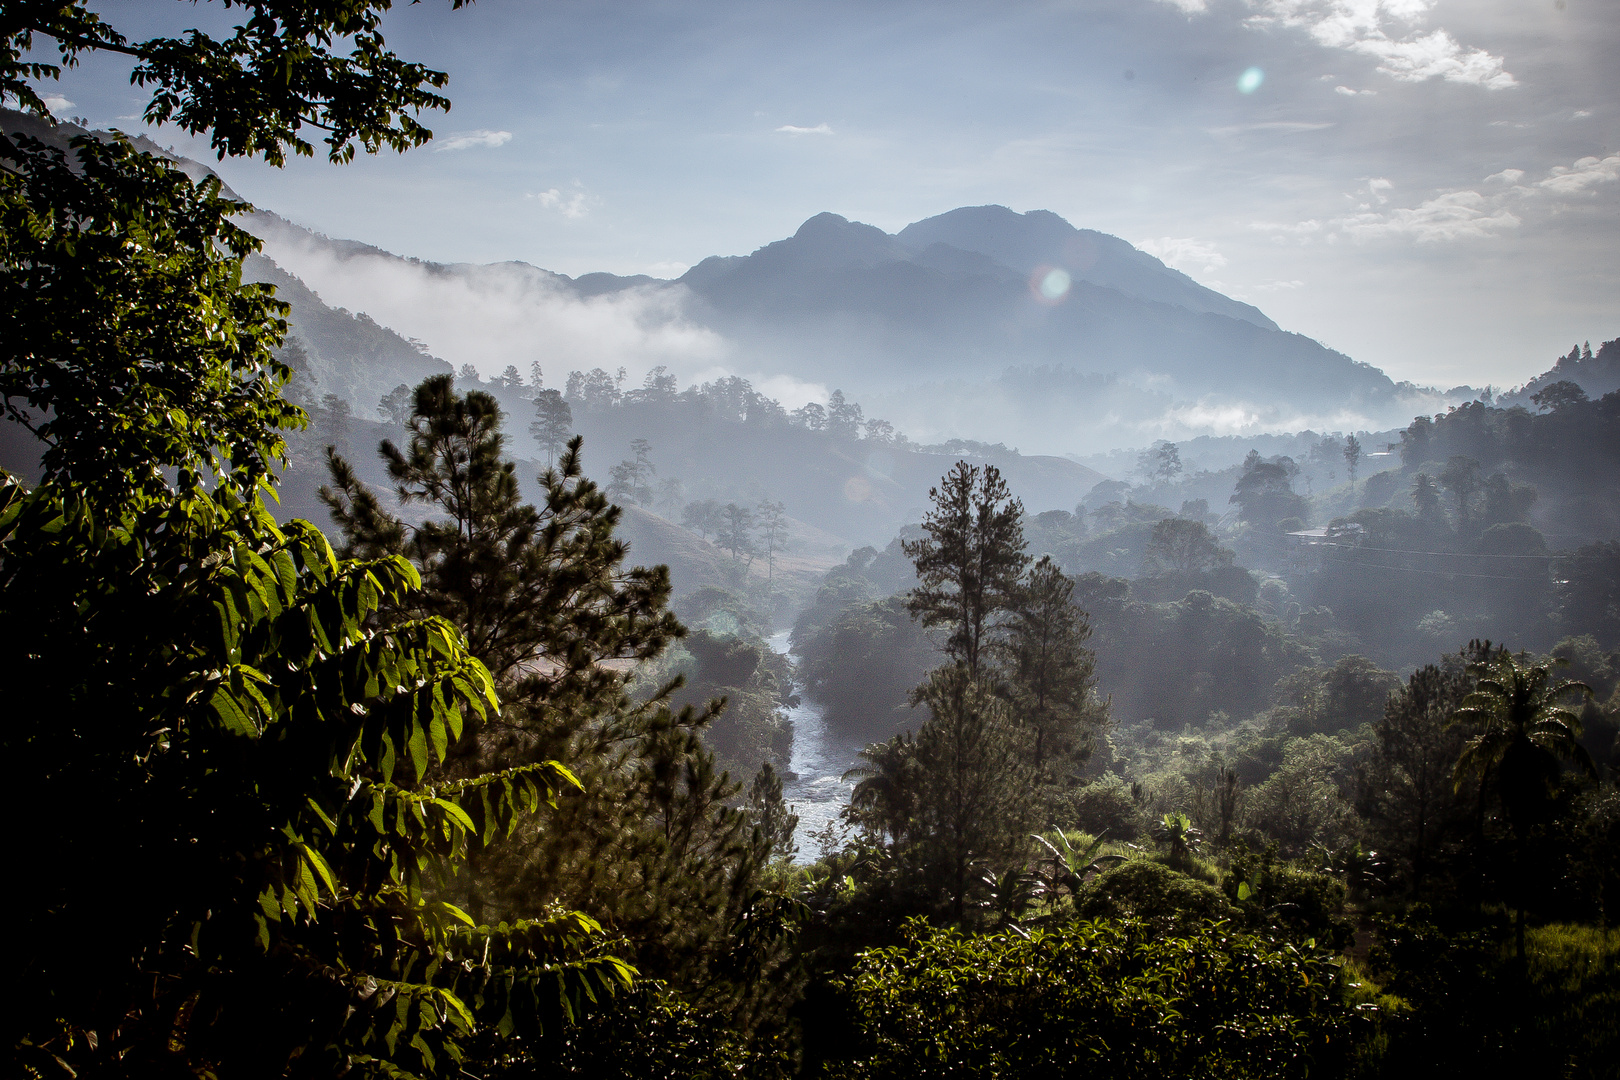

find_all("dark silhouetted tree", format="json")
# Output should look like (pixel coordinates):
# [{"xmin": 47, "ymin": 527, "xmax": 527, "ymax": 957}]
[
  {"xmin": 1141, "ymin": 517, "xmax": 1232, "ymax": 576},
  {"xmin": 1002, "ymin": 556, "xmax": 1105, "ymax": 773},
  {"xmin": 1439, "ymin": 455, "xmax": 1483, "ymax": 532},
  {"xmin": 682, "ymin": 498, "xmax": 724, "ymax": 540},
  {"xmin": 378, "ymin": 381, "xmax": 413, "ymax": 425},
  {"xmin": 1343, "ymin": 434, "xmax": 1362, "ymax": 488},
  {"xmin": 719, "ymin": 502, "xmax": 757, "ymax": 564},
  {"xmin": 1532, "ymin": 379, "xmax": 1588, "ymax": 412},
  {"xmin": 1358, "ymin": 662, "xmax": 1472, "ymax": 895},
  {"xmin": 1230, "ymin": 452, "xmax": 1308, "ymax": 531},
  {"xmin": 1451, "ymin": 650, "xmax": 1597, "ymax": 960},
  {"xmin": 903, "ymin": 461, "xmax": 1028, "ymax": 680},
  {"xmin": 529, "ymin": 387, "xmax": 573, "ymax": 465}
]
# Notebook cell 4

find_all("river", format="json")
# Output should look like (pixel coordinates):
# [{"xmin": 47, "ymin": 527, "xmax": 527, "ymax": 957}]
[{"xmin": 767, "ymin": 629, "xmax": 864, "ymax": 862}]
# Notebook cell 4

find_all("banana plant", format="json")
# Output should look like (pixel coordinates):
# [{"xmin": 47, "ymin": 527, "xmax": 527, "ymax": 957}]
[
  {"xmin": 1153, "ymin": 812, "xmax": 1204, "ymax": 863},
  {"xmin": 979, "ymin": 864, "xmax": 1040, "ymax": 930},
  {"xmin": 1317, "ymin": 843, "xmax": 1392, "ymax": 898},
  {"xmin": 1031, "ymin": 830, "xmax": 1127, "ymax": 907}
]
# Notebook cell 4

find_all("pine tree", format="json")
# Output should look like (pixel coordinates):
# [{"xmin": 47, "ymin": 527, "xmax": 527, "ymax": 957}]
[
  {"xmin": 1002, "ymin": 556, "xmax": 1107, "ymax": 774},
  {"xmin": 321, "ymin": 376, "xmax": 788, "ymax": 1044},
  {"xmin": 719, "ymin": 502, "xmax": 757, "ymax": 565},
  {"xmin": 1356, "ymin": 661, "xmax": 1473, "ymax": 896},
  {"xmin": 912, "ymin": 666, "xmax": 1032, "ymax": 922},
  {"xmin": 902, "ymin": 461, "xmax": 1028, "ymax": 679},
  {"xmin": 530, "ymin": 387, "xmax": 573, "ymax": 465},
  {"xmin": 749, "ymin": 762, "xmax": 800, "ymax": 862},
  {"xmin": 378, "ymin": 382, "xmax": 413, "ymax": 425},
  {"xmin": 608, "ymin": 438, "xmax": 657, "ymax": 507},
  {"xmin": 756, "ymin": 499, "xmax": 789, "ymax": 588}
]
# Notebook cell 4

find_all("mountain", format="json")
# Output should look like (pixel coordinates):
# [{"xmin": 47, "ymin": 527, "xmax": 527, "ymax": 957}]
[
  {"xmin": 671, "ymin": 210, "xmax": 1394, "ymax": 414},
  {"xmin": 1498, "ymin": 337, "xmax": 1620, "ymax": 408},
  {"xmin": 895, "ymin": 205, "xmax": 1277, "ymax": 330}
]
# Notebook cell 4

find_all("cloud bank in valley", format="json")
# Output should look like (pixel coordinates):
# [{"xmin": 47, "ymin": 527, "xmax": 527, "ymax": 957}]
[{"xmin": 252, "ymin": 223, "xmax": 732, "ymax": 388}]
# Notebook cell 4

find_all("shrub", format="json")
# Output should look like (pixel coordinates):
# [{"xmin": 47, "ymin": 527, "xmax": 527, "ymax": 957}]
[
  {"xmin": 1076, "ymin": 860, "xmax": 1237, "ymax": 929},
  {"xmin": 830, "ymin": 917, "xmax": 1359, "ymax": 1079},
  {"xmin": 1067, "ymin": 772, "xmax": 1146, "ymax": 841}
]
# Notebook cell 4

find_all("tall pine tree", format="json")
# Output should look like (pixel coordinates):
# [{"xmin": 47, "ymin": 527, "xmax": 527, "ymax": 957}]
[
  {"xmin": 902, "ymin": 461, "xmax": 1028, "ymax": 679},
  {"xmin": 322, "ymin": 376, "xmax": 795, "ymax": 1057}
]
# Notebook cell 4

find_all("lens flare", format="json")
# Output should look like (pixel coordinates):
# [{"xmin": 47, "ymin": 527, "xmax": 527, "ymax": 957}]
[
  {"xmin": 1031, "ymin": 266, "xmax": 1071, "ymax": 303},
  {"xmin": 1237, "ymin": 67, "xmax": 1264, "ymax": 94}
]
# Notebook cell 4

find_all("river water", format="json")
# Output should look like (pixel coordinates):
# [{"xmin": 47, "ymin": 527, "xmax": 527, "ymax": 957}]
[{"xmin": 767, "ymin": 629, "xmax": 864, "ymax": 861}]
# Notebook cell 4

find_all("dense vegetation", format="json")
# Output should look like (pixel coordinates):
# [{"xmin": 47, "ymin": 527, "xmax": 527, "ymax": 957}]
[{"xmin": 4, "ymin": 4, "xmax": 1619, "ymax": 1078}]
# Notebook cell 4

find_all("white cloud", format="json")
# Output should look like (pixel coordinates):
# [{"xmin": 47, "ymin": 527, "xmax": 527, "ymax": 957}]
[
  {"xmin": 1349, "ymin": 28, "xmax": 1516, "ymax": 88},
  {"xmin": 1151, "ymin": 0, "xmax": 1209, "ymax": 12},
  {"xmin": 775, "ymin": 123, "xmax": 833, "ymax": 136},
  {"xmin": 1135, "ymin": 237, "xmax": 1228, "ymax": 275},
  {"xmin": 1255, "ymin": 151, "xmax": 1619, "ymax": 249},
  {"xmin": 1339, "ymin": 189, "xmax": 1520, "ymax": 242},
  {"xmin": 1206, "ymin": 120, "xmax": 1335, "ymax": 135},
  {"xmin": 252, "ymin": 224, "xmax": 731, "ymax": 387},
  {"xmin": 432, "ymin": 129, "xmax": 513, "ymax": 152},
  {"xmin": 1573, "ymin": 109, "xmax": 1592, "ymax": 119},
  {"xmin": 41, "ymin": 94, "xmax": 75, "ymax": 112},
  {"xmin": 1250, "ymin": 219, "xmax": 1323, "ymax": 235},
  {"xmin": 1334, "ymin": 85, "xmax": 1375, "ymax": 96},
  {"xmin": 1534, "ymin": 154, "xmax": 1620, "ymax": 196},
  {"xmin": 1245, "ymin": 0, "xmax": 1516, "ymax": 89},
  {"xmin": 528, "ymin": 187, "xmax": 592, "ymax": 219}
]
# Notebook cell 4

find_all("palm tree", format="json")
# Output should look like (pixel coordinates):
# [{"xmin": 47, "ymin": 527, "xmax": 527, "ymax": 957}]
[
  {"xmin": 844, "ymin": 733, "xmax": 922, "ymax": 848},
  {"xmin": 1450, "ymin": 651, "xmax": 1596, "ymax": 961}
]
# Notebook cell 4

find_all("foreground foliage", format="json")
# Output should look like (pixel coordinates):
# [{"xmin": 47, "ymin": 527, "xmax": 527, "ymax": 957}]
[
  {"xmin": 830, "ymin": 917, "xmax": 1356, "ymax": 1079},
  {"xmin": 0, "ymin": 478, "xmax": 629, "ymax": 1078}
]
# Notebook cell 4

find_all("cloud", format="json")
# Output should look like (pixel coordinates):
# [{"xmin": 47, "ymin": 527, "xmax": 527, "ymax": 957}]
[
  {"xmin": 1254, "ymin": 151, "xmax": 1620, "ymax": 248},
  {"xmin": 1349, "ymin": 28, "xmax": 1516, "ymax": 88},
  {"xmin": 1573, "ymin": 109, "xmax": 1592, "ymax": 119},
  {"xmin": 1534, "ymin": 154, "xmax": 1620, "ymax": 196},
  {"xmin": 1206, "ymin": 121, "xmax": 1335, "ymax": 135},
  {"xmin": 1245, "ymin": 0, "xmax": 1516, "ymax": 89},
  {"xmin": 1135, "ymin": 237, "xmax": 1228, "ymax": 275},
  {"xmin": 528, "ymin": 187, "xmax": 592, "ymax": 219},
  {"xmin": 1254, "ymin": 279, "xmax": 1306, "ymax": 291},
  {"xmin": 1152, "ymin": 0, "xmax": 1209, "ymax": 12},
  {"xmin": 775, "ymin": 123, "xmax": 833, "ymax": 136},
  {"xmin": 252, "ymin": 224, "xmax": 731, "ymax": 389},
  {"xmin": 1334, "ymin": 85, "xmax": 1375, "ymax": 96},
  {"xmin": 432, "ymin": 129, "xmax": 513, "ymax": 152},
  {"xmin": 41, "ymin": 94, "xmax": 74, "ymax": 112},
  {"xmin": 1339, "ymin": 190, "xmax": 1521, "ymax": 242},
  {"xmin": 1250, "ymin": 218, "xmax": 1323, "ymax": 236}
]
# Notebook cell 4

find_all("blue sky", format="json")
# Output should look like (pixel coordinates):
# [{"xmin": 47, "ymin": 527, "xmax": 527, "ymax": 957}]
[{"xmin": 40, "ymin": 0, "xmax": 1620, "ymax": 392}]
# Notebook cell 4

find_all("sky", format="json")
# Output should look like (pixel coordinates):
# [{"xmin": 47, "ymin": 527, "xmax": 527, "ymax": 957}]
[{"xmin": 37, "ymin": 0, "xmax": 1620, "ymax": 393}]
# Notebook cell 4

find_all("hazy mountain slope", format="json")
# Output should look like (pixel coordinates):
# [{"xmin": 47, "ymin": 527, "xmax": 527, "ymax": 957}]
[
  {"xmin": 1499, "ymin": 337, "xmax": 1620, "ymax": 407},
  {"xmin": 675, "ymin": 212, "xmax": 1394, "ymax": 413},
  {"xmin": 519, "ymin": 394, "xmax": 1105, "ymax": 547},
  {"xmin": 895, "ymin": 205, "xmax": 1277, "ymax": 330},
  {"xmin": 243, "ymin": 252, "xmax": 453, "ymax": 410}
]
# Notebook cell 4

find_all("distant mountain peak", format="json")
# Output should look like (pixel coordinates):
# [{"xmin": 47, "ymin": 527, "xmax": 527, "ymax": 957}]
[{"xmin": 897, "ymin": 206, "xmax": 1276, "ymax": 331}]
